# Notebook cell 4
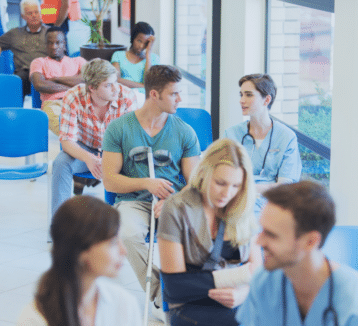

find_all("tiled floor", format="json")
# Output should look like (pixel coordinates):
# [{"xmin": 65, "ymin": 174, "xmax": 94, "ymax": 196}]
[{"xmin": 0, "ymin": 101, "xmax": 164, "ymax": 325}]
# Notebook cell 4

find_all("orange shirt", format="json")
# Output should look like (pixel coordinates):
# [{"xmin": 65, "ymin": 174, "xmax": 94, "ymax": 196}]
[{"xmin": 41, "ymin": 0, "xmax": 81, "ymax": 24}]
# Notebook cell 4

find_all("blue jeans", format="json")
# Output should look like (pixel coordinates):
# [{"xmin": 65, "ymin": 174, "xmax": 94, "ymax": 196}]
[
  {"xmin": 170, "ymin": 303, "xmax": 239, "ymax": 326},
  {"xmin": 51, "ymin": 142, "xmax": 100, "ymax": 217}
]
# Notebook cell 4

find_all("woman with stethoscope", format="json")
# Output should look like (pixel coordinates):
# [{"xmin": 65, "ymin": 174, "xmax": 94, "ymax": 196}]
[{"xmin": 224, "ymin": 74, "xmax": 302, "ymax": 215}]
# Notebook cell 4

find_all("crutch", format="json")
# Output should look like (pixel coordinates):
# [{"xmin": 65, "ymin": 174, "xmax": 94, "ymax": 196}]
[
  {"xmin": 144, "ymin": 147, "xmax": 157, "ymax": 326},
  {"xmin": 128, "ymin": 146, "xmax": 158, "ymax": 326}
]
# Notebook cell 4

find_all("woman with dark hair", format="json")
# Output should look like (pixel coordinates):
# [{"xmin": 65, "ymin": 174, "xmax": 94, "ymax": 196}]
[
  {"xmin": 111, "ymin": 21, "xmax": 159, "ymax": 91},
  {"xmin": 224, "ymin": 74, "xmax": 302, "ymax": 216},
  {"xmin": 17, "ymin": 196, "xmax": 141, "ymax": 326},
  {"xmin": 158, "ymin": 139, "xmax": 262, "ymax": 326}
]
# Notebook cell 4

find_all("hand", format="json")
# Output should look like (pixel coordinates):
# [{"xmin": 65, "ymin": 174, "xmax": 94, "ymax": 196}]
[
  {"xmin": 208, "ymin": 285, "xmax": 250, "ymax": 308},
  {"xmin": 86, "ymin": 153, "xmax": 102, "ymax": 180},
  {"xmin": 146, "ymin": 35, "xmax": 155, "ymax": 53},
  {"xmin": 146, "ymin": 178, "xmax": 175, "ymax": 199},
  {"xmin": 154, "ymin": 199, "xmax": 166, "ymax": 219}
]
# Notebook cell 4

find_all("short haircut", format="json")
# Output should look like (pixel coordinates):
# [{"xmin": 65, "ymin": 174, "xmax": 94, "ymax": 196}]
[
  {"xmin": 82, "ymin": 58, "xmax": 117, "ymax": 90},
  {"xmin": 20, "ymin": 0, "xmax": 40, "ymax": 14},
  {"xmin": 239, "ymin": 74, "xmax": 277, "ymax": 109},
  {"xmin": 130, "ymin": 21, "xmax": 155, "ymax": 44},
  {"xmin": 189, "ymin": 138, "xmax": 257, "ymax": 246},
  {"xmin": 46, "ymin": 26, "xmax": 66, "ymax": 39},
  {"xmin": 144, "ymin": 65, "xmax": 182, "ymax": 99},
  {"xmin": 263, "ymin": 181, "xmax": 336, "ymax": 248}
]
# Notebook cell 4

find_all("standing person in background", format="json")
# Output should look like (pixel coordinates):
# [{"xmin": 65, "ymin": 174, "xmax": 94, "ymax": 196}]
[
  {"xmin": 224, "ymin": 74, "xmax": 301, "ymax": 216},
  {"xmin": 158, "ymin": 138, "xmax": 262, "ymax": 326},
  {"xmin": 41, "ymin": 0, "xmax": 81, "ymax": 35},
  {"xmin": 17, "ymin": 196, "xmax": 142, "ymax": 326},
  {"xmin": 111, "ymin": 21, "xmax": 159, "ymax": 91},
  {"xmin": 0, "ymin": 0, "xmax": 48, "ymax": 99}
]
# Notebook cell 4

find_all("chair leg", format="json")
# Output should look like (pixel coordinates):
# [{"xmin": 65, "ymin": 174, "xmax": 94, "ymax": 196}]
[
  {"xmin": 25, "ymin": 155, "xmax": 36, "ymax": 165},
  {"xmin": 47, "ymin": 161, "xmax": 53, "ymax": 243}
]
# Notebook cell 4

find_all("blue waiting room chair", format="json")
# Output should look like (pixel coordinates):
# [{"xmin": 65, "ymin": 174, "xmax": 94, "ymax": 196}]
[
  {"xmin": 322, "ymin": 225, "xmax": 358, "ymax": 271},
  {"xmin": 0, "ymin": 108, "xmax": 51, "ymax": 238},
  {"xmin": 31, "ymin": 83, "xmax": 42, "ymax": 109},
  {"xmin": 0, "ymin": 74, "xmax": 23, "ymax": 107}
]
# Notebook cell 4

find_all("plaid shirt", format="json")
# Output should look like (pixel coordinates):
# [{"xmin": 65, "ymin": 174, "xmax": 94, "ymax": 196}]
[{"xmin": 59, "ymin": 83, "xmax": 137, "ymax": 149}]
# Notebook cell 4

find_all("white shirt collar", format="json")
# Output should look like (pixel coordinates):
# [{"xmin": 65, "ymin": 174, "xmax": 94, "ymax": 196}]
[{"xmin": 26, "ymin": 24, "xmax": 42, "ymax": 33}]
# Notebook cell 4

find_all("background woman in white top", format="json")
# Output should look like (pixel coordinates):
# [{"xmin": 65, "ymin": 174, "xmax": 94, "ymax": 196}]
[{"xmin": 17, "ymin": 196, "xmax": 141, "ymax": 326}]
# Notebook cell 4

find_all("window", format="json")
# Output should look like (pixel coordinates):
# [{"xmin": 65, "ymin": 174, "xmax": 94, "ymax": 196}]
[
  {"xmin": 266, "ymin": 0, "xmax": 334, "ymax": 186},
  {"xmin": 174, "ymin": 0, "xmax": 207, "ymax": 109}
]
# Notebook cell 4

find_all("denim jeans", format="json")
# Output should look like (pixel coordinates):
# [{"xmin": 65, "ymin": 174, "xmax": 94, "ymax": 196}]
[
  {"xmin": 170, "ymin": 303, "xmax": 239, "ymax": 326},
  {"xmin": 51, "ymin": 142, "xmax": 100, "ymax": 217}
]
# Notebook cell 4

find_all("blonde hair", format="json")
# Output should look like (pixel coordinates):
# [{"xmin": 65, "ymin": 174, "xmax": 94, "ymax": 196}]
[
  {"xmin": 82, "ymin": 58, "xmax": 117, "ymax": 91},
  {"xmin": 189, "ymin": 138, "xmax": 257, "ymax": 246}
]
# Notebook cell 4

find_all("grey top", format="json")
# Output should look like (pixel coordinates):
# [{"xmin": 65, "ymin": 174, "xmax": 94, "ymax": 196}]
[
  {"xmin": 158, "ymin": 187, "xmax": 250, "ymax": 268},
  {"xmin": 0, "ymin": 25, "xmax": 48, "ymax": 77}
]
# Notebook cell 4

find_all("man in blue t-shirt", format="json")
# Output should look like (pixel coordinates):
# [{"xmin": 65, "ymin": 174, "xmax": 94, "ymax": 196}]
[{"xmin": 102, "ymin": 65, "xmax": 201, "ymax": 319}]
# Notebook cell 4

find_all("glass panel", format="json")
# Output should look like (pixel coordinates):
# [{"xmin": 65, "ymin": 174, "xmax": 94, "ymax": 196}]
[
  {"xmin": 299, "ymin": 145, "xmax": 330, "ymax": 186},
  {"xmin": 178, "ymin": 79, "xmax": 205, "ymax": 109},
  {"xmin": 267, "ymin": 0, "xmax": 334, "ymax": 184},
  {"xmin": 175, "ymin": 0, "xmax": 207, "ymax": 110}
]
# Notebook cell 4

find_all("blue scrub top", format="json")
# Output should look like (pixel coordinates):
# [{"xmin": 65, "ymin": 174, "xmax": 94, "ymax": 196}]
[
  {"xmin": 225, "ymin": 120, "xmax": 301, "ymax": 184},
  {"xmin": 225, "ymin": 120, "xmax": 302, "ymax": 215},
  {"xmin": 236, "ymin": 265, "xmax": 358, "ymax": 326}
]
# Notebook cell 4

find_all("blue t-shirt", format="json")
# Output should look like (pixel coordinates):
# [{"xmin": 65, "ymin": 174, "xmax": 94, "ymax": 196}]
[
  {"xmin": 111, "ymin": 50, "xmax": 160, "ymax": 84},
  {"xmin": 236, "ymin": 265, "xmax": 358, "ymax": 326},
  {"xmin": 102, "ymin": 111, "xmax": 201, "ymax": 203}
]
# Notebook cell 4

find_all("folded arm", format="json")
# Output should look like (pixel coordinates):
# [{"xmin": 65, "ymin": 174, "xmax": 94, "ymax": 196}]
[
  {"xmin": 31, "ymin": 72, "xmax": 70, "ymax": 94},
  {"xmin": 49, "ymin": 73, "xmax": 84, "ymax": 87}
]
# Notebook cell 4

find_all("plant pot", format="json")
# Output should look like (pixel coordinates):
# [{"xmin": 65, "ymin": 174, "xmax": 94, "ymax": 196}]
[{"xmin": 80, "ymin": 44, "xmax": 127, "ymax": 62}]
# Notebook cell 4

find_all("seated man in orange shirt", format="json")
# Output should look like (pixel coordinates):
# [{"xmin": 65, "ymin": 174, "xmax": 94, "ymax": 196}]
[{"xmin": 30, "ymin": 26, "xmax": 86, "ymax": 136}]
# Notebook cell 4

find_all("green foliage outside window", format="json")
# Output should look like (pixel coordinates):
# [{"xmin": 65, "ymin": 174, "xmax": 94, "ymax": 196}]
[{"xmin": 298, "ymin": 84, "xmax": 331, "ymax": 186}]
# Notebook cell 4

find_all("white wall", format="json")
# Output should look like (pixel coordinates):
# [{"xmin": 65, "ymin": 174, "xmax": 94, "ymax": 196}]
[
  {"xmin": 159, "ymin": 0, "xmax": 174, "ymax": 65},
  {"xmin": 218, "ymin": 0, "xmax": 266, "ymax": 137},
  {"xmin": 111, "ymin": 0, "xmax": 162, "ymax": 54},
  {"xmin": 330, "ymin": 0, "xmax": 358, "ymax": 225}
]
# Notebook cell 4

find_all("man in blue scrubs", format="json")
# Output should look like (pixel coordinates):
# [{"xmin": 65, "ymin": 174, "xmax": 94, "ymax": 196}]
[{"xmin": 237, "ymin": 181, "xmax": 358, "ymax": 326}]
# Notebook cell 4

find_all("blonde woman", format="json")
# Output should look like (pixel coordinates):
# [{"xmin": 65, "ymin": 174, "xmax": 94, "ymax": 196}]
[{"xmin": 158, "ymin": 138, "xmax": 262, "ymax": 326}]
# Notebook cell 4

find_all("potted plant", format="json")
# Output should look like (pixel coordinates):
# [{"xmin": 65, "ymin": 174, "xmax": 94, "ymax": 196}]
[{"xmin": 80, "ymin": 0, "xmax": 126, "ymax": 61}]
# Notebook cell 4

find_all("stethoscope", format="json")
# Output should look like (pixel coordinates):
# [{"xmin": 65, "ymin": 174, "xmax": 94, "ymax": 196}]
[
  {"xmin": 282, "ymin": 257, "xmax": 338, "ymax": 326},
  {"xmin": 241, "ymin": 118, "xmax": 274, "ymax": 174}
]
